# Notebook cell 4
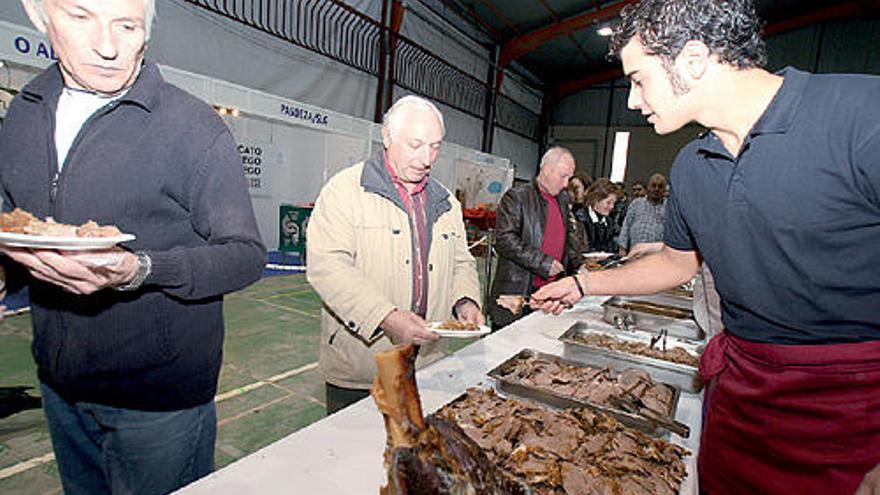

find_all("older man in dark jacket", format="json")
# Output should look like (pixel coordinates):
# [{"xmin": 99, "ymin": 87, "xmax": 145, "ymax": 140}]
[
  {"xmin": 487, "ymin": 147, "xmax": 580, "ymax": 330},
  {"xmin": 0, "ymin": 1, "xmax": 266, "ymax": 494}
]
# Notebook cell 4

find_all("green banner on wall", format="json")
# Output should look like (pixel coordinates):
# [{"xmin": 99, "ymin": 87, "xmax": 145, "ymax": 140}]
[{"xmin": 279, "ymin": 204, "xmax": 312, "ymax": 259}]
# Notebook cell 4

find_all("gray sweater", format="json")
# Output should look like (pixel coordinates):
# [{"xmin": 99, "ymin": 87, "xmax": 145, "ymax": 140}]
[{"xmin": 0, "ymin": 62, "xmax": 266, "ymax": 411}]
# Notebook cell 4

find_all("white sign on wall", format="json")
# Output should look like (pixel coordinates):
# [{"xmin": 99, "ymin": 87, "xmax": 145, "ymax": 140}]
[
  {"xmin": 455, "ymin": 158, "xmax": 509, "ymax": 208},
  {"xmin": 237, "ymin": 140, "xmax": 277, "ymax": 198},
  {"xmin": 0, "ymin": 20, "xmax": 56, "ymax": 70}
]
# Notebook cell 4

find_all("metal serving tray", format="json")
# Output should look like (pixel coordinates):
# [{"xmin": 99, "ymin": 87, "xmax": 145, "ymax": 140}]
[
  {"xmin": 603, "ymin": 295, "xmax": 705, "ymax": 341},
  {"xmin": 661, "ymin": 286, "xmax": 693, "ymax": 301},
  {"xmin": 559, "ymin": 321, "xmax": 704, "ymax": 393},
  {"xmin": 433, "ymin": 386, "xmax": 692, "ymax": 494},
  {"xmin": 638, "ymin": 292, "xmax": 694, "ymax": 311},
  {"xmin": 487, "ymin": 349, "xmax": 683, "ymax": 437}
]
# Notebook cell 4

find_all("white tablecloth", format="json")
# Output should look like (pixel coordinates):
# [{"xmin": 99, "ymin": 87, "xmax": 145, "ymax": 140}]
[{"xmin": 177, "ymin": 296, "xmax": 702, "ymax": 494}]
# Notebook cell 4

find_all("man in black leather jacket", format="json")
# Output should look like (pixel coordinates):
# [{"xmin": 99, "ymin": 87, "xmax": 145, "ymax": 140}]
[{"xmin": 488, "ymin": 147, "xmax": 581, "ymax": 330}]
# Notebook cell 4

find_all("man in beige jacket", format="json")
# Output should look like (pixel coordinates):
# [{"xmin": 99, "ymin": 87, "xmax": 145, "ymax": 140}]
[{"xmin": 307, "ymin": 96, "xmax": 484, "ymax": 414}]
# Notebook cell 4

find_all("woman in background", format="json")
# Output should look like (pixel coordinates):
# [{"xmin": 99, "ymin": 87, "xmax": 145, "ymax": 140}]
[
  {"xmin": 567, "ymin": 174, "xmax": 592, "ymax": 214},
  {"xmin": 566, "ymin": 174, "xmax": 592, "ymax": 256},
  {"xmin": 578, "ymin": 178, "xmax": 619, "ymax": 254}
]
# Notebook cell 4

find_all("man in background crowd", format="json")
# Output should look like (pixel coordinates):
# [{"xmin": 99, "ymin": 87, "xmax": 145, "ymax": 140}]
[
  {"xmin": 617, "ymin": 172, "xmax": 667, "ymax": 257},
  {"xmin": 630, "ymin": 180, "xmax": 646, "ymax": 199},
  {"xmin": 532, "ymin": 0, "xmax": 880, "ymax": 493},
  {"xmin": 0, "ymin": 0, "xmax": 266, "ymax": 493},
  {"xmin": 487, "ymin": 147, "xmax": 579, "ymax": 330},
  {"xmin": 307, "ymin": 96, "xmax": 483, "ymax": 414}
]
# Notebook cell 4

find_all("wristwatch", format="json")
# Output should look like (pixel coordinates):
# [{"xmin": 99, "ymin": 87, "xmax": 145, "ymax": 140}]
[{"xmin": 114, "ymin": 251, "xmax": 152, "ymax": 291}]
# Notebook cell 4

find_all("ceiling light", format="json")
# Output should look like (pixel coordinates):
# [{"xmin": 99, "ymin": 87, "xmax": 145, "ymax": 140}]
[{"xmin": 597, "ymin": 26, "xmax": 613, "ymax": 37}]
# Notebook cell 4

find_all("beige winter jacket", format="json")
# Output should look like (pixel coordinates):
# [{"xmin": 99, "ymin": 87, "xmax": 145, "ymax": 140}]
[{"xmin": 306, "ymin": 154, "xmax": 482, "ymax": 390}]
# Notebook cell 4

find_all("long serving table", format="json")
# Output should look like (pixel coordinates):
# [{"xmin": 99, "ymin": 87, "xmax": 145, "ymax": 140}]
[{"xmin": 177, "ymin": 296, "xmax": 703, "ymax": 494}]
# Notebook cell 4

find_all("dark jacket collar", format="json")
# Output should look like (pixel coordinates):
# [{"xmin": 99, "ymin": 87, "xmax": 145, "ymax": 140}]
[{"xmin": 20, "ymin": 60, "xmax": 162, "ymax": 113}]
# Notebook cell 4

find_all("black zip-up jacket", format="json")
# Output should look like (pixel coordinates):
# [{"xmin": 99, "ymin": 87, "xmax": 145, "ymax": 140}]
[
  {"xmin": 0, "ymin": 62, "xmax": 266, "ymax": 411},
  {"xmin": 488, "ymin": 180, "xmax": 579, "ymax": 329}
]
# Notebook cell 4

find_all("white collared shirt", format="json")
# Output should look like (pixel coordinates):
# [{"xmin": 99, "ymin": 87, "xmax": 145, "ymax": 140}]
[{"xmin": 588, "ymin": 206, "xmax": 606, "ymax": 224}]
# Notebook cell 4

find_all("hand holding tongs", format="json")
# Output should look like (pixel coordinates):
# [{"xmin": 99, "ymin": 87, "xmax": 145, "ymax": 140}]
[{"xmin": 496, "ymin": 294, "xmax": 572, "ymax": 316}]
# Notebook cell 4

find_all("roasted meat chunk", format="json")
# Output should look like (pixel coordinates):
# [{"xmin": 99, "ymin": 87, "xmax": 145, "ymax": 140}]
[{"xmin": 372, "ymin": 345, "xmax": 525, "ymax": 495}]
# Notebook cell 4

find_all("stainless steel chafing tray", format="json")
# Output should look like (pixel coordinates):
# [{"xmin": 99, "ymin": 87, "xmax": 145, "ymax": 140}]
[
  {"xmin": 638, "ymin": 292, "xmax": 693, "ymax": 311},
  {"xmin": 559, "ymin": 321, "xmax": 704, "ymax": 393},
  {"xmin": 662, "ymin": 286, "xmax": 693, "ymax": 301},
  {"xmin": 602, "ymin": 295, "xmax": 705, "ymax": 341},
  {"xmin": 486, "ymin": 349, "xmax": 686, "ymax": 438},
  {"xmin": 433, "ymin": 386, "xmax": 693, "ymax": 494}
]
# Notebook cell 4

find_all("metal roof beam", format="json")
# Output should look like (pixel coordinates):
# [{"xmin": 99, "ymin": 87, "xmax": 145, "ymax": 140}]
[
  {"xmin": 552, "ymin": 0, "xmax": 880, "ymax": 99},
  {"xmin": 499, "ymin": 0, "xmax": 637, "ymax": 67}
]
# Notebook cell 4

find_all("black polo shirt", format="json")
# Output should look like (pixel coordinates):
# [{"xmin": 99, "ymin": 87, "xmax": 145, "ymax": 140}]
[{"xmin": 665, "ymin": 67, "xmax": 880, "ymax": 344}]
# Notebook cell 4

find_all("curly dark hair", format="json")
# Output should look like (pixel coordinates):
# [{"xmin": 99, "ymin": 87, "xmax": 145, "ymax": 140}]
[{"xmin": 609, "ymin": 0, "xmax": 767, "ymax": 69}]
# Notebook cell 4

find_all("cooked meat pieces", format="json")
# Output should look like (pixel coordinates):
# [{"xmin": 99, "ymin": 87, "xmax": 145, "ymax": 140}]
[
  {"xmin": 0, "ymin": 208, "xmax": 122, "ymax": 238},
  {"xmin": 496, "ymin": 354, "xmax": 676, "ymax": 419},
  {"xmin": 496, "ymin": 295, "xmax": 527, "ymax": 316},
  {"xmin": 436, "ymin": 319, "xmax": 479, "ymax": 331},
  {"xmin": 561, "ymin": 462, "xmax": 615, "ymax": 495},
  {"xmin": 0, "ymin": 208, "xmax": 37, "ymax": 233},
  {"xmin": 570, "ymin": 332, "xmax": 700, "ymax": 367},
  {"xmin": 25, "ymin": 218, "xmax": 78, "ymax": 237},
  {"xmin": 76, "ymin": 220, "xmax": 122, "ymax": 238},
  {"xmin": 584, "ymin": 381, "xmax": 620, "ymax": 405},
  {"xmin": 618, "ymin": 368, "xmax": 651, "ymax": 391},
  {"xmin": 436, "ymin": 388, "xmax": 689, "ymax": 495}
]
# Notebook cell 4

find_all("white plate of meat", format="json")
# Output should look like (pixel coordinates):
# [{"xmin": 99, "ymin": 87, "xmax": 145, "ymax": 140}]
[
  {"xmin": 0, "ymin": 231, "xmax": 136, "ymax": 250},
  {"xmin": 0, "ymin": 208, "xmax": 134, "ymax": 250},
  {"xmin": 582, "ymin": 251, "xmax": 614, "ymax": 259},
  {"xmin": 429, "ymin": 320, "xmax": 491, "ymax": 338}
]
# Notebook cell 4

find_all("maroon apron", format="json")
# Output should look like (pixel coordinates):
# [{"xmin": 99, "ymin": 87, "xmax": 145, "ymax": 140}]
[{"xmin": 698, "ymin": 331, "xmax": 880, "ymax": 495}]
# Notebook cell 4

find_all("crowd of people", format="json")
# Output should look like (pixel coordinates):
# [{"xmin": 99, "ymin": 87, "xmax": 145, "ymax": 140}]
[
  {"xmin": 563, "ymin": 173, "xmax": 671, "ymax": 258},
  {"xmin": 487, "ymin": 151, "xmax": 672, "ymax": 329}
]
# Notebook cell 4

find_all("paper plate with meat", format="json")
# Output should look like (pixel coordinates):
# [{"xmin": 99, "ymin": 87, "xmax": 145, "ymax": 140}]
[
  {"xmin": 429, "ymin": 320, "xmax": 491, "ymax": 338},
  {"xmin": 0, "ymin": 208, "xmax": 134, "ymax": 250}
]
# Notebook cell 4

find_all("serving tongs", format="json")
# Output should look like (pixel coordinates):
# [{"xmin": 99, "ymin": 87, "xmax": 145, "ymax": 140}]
[
  {"xmin": 606, "ymin": 368, "xmax": 690, "ymax": 438},
  {"xmin": 608, "ymin": 389, "xmax": 691, "ymax": 438},
  {"xmin": 598, "ymin": 254, "xmax": 628, "ymax": 269},
  {"xmin": 649, "ymin": 329, "xmax": 669, "ymax": 352}
]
